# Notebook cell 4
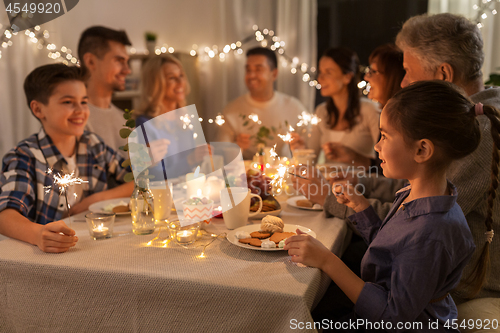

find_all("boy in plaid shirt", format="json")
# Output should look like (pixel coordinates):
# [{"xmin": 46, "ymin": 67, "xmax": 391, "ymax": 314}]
[{"xmin": 0, "ymin": 64, "xmax": 133, "ymax": 253}]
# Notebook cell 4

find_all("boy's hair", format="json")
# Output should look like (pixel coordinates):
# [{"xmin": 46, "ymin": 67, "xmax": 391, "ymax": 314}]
[
  {"xmin": 246, "ymin": 47, "xmax": 277, "ymax": 70},
  {"xmin": 24, "ymin": 64, "xmax": 84, "ymax": 115},
  {"xmin": 77, "ymin": 26, "xmax": 131, "ymax": 69},
  {"xmin": 385, "ymin": 80, "xmax": 500, "ymax": 297}
]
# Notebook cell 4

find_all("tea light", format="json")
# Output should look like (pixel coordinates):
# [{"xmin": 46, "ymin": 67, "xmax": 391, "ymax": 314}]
[
  {"xmin": 93, "ymin": 224, "xmax": 109, "ymax": 238},
  {"xmin": 177, "ymin": 230, "xmax": 195, "ymax": 243}
]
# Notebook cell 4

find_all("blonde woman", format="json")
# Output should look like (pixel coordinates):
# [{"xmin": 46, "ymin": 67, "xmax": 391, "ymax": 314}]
[
  {"xmin": 136, "ymin": 56, "xmax": 203, "ymax": 178},
  {"xmin": 137, "ymin": 56, "xmax": 190, "ymax": 122}
]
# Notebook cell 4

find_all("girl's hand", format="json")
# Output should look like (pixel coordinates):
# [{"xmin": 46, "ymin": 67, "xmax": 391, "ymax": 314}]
[
  {"xmin": 332, "ymin": 181, "xmax": 370, "ymax": 213},
  {"xmin": 284, "ymin": 229, "xmax": 335, "ymax": 269}
]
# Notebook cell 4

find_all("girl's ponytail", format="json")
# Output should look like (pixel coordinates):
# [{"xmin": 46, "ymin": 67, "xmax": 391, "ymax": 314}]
[{"xmin": 461, "ymin": 104, "xmax": 500, "ymax": 298}]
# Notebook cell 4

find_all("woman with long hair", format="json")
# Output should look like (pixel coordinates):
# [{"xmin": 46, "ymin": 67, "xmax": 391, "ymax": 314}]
[{"xmin": 309, "ymin": 47, "xmax": 380, "ymax": 168}]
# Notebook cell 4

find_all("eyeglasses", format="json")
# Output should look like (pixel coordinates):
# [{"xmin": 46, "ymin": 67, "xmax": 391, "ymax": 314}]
[{"xmin": 365, "ymin": 67, "xmax": 382, "ymax": 77}]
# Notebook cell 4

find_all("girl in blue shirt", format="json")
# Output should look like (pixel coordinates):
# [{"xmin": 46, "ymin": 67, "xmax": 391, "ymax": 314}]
[{"xmin": 285, "ymin": 81, "xmax": 499, "ymax": 331}]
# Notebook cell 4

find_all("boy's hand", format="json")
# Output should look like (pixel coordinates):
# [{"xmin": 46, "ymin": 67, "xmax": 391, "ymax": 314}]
[
  {"xmin": 284, "ymin": 229, "xmax": 335, "ymax": 269},
  {"xmin": 332, "ymin": 181, "xmax": 370, "ymax": 213},
  {"xmin": 36, "ymin": 221, "xmax": 78, "ymax": 253}
]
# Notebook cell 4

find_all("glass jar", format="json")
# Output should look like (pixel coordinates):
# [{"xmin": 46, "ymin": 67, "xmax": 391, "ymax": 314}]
[{"xmin": 130, "ymin": 175, "xmax": 155, "ymax": 235}]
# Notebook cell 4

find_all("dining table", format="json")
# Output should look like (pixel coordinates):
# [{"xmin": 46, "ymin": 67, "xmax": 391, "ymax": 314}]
[{"xmin": 0, "ymin": 195, "xmax": 352, "ymax": 333}]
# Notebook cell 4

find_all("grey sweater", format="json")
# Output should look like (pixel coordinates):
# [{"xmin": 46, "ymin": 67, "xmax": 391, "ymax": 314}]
[{"xmin": 324, "ymin": 86, "xmax": 500, "ymax": 302}]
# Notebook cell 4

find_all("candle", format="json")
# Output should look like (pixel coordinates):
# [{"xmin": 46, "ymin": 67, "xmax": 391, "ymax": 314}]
[
  {"xmin": 176, "ymin": 230, "xmax": 194, "ymax": 243},
  {"xmin": 92, "ymin": 224, "xmax": 109, "ymax": 238},
  {"xmin": 186, "ymin": 172, "xmax": 206, "ymax": 198}
]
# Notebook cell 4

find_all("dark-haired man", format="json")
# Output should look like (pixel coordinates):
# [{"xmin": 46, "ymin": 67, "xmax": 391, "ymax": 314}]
[
  {"xmin": 217, "ymin": 47, "xmax": 306, "ymax": 159},
  {"xmin": 78, "ymin": 26, "xmax": 132, "ymax": 157}
]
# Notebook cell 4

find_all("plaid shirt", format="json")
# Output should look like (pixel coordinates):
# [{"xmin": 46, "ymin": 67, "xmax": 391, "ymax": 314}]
[{"xmin": 0, "ymin": 128, "xmax": 126, "ymax": 225}]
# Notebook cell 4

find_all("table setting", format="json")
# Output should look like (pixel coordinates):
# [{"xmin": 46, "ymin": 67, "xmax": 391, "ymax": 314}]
[{"xmin": 0, "ymin": 159, "xmax": 352, "ymax": 333}]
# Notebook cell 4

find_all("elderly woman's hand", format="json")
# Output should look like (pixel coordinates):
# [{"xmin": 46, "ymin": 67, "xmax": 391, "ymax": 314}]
[{"xmin": 288, "ymin": 166, "xmax": 330, "ymax": 206}]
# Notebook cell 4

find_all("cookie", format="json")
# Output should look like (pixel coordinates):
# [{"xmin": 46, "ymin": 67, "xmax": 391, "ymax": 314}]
[
  {"xmin": 112, "ymin": 205, "xmax": 130, "ymax": 213},
  {"xmin": 250, "ymin": 231, "xmax": 271, "ymax": 239},
  {"xmin": 249, "ymin": 238, "xmax": 263, "ymax": 247},
  {"xmin": 269, "ymin": 232, "xmax": 295, "ymax": 244},
  {"xmin": 238, "ymin": 238, "xmax": 253, "ymax": 244},
  {"xmin": 296, "ymin": 199, "xmax": 313, "ymax": 208}
]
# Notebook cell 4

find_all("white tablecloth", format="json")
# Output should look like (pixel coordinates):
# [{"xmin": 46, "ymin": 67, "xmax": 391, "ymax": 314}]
[{"xmin": 0, "ymin": 202, "xmax": 351, "ymax": 333}]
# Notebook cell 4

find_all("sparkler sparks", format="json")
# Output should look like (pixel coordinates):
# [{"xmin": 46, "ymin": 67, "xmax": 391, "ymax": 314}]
[
  {"xmin": 43, "ymin": 169, "xmax": 87, "ymax": 195},
  {"xmin": 180, "ymin": 114, "xmax": 194, "ymax": 130},
  {"xmin": 269, "ymin": 164, "xmax": 288, "ymax": 194},
  {"xmin": 297, "ymin": 111, "xmax": 320, "ymax": 127},
  {"xmin": 269, "ymin": 144, "xmax": 278, "ymax": 159},
  {"xmin": 44, "ymin": 168, "xmax": 88, "ymax": 226},
  {"xmin": 278, "ymin": 126, "xmax": 295, "ymax": 143}
]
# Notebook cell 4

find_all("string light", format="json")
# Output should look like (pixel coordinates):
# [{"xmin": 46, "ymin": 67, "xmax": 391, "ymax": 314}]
[
  {"xmin": 0, "ymin": 22, "xmax": 321, "ymax": 89},
  {"xmin": 473, "ymin": 0, "xmax": 500, "ymax": 29}
]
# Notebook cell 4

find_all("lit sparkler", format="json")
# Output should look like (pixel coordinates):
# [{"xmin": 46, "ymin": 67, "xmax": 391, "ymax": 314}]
[
  {"xmin": 278, "ymin": 125, "xmax": 295, "ymax": 157},
  {"xmin": 297, "ymin": 111, "xmax": 321, "ymax": 127},
  {"xmin": 180, "ymin": 114, "xmax": 194, "ymax": 130},
  {"xmin": 44, "ymin": 168, "xmax": 88, "ymax": 226}
]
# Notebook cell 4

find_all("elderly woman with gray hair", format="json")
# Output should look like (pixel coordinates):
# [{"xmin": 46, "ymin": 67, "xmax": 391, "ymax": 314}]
[{"xmin": 294, "ymin": 13, "xmax": 500, "ymax": 323}]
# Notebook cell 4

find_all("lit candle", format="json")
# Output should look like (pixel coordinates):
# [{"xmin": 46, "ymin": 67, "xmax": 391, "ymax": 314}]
[
  {"xmin": 92, "ymin": 224, "xmax": 109, "ymax": 238},
  {"xmin": 186, "ymin": 167, "xmax": 206, "ymax": 198},
  {"xmin": 176, "ymin": 230, "xmax": 194, "ymax": 243}
]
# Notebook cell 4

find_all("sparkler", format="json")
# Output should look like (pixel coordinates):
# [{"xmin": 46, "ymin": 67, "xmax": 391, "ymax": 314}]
[
  {"xmin": 44, "ymin": 168, "xmax": 88, "ymax": 227},
  {"xmin": 180, "ymin": 114, "xmax": 194, "ymax": 130},
  {"xmin": 296, "ymin": 111, "xmax": 320, "ymax": 127},
  {"xmin": 278, "ymin": 125, "xmax": 295, "ymax": 158}
]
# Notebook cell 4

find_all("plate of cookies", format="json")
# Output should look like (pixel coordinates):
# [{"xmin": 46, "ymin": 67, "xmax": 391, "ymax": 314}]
[
  {"xmin": 286, "ymin": 196, "xmax": 323, "ymax": 211},
  {"xmin": 249, "ymin": 196, "xmax": 282, "ymax": 219},
  {"xmin": 227, "ymin": 215, "xmax": 316, "ymax": 251},
  {"xmin": 89, "ymin": 197, "xmax": 131, "ymax": 215}
]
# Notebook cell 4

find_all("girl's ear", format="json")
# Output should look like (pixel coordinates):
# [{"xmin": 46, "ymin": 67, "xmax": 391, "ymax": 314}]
[{"xmin": 414, "ymin": 139, "xmax": 435, "ymax": 163}]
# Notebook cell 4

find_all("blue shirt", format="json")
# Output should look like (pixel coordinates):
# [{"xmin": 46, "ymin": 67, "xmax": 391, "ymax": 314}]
[
  {"xmin": 349, "ymin": 182, "xmax": 475, "ymax": 332},
  {"xmin": 136, "ymin": 114, "xmax": 199, "ymax": 179},
  {"xmin": 0, "ymin": 128, "xmax": 126, "ymax": 225}
]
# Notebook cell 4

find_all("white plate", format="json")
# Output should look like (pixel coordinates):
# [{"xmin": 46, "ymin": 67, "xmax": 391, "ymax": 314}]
[
  {"xmin": 286, "ymin": 196, "xmax": 323, "ymax": 211},
  {"xmin": 249, "ymin": 209, "xmax": 282, "ymax": 220},
  {"xmin": 226, "ymin": 224, "xmax": 316, "ymax": 251},
  {"xmin": 89, "ymin": 197, "xmax": 131, "ymax": 215}
]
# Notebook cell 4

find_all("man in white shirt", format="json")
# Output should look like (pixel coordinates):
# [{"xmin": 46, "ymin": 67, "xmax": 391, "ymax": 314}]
[
  {"xmin": 77, "ymin": 26, "xmax": 132, "ymax": 158},
  {"xmin": 217, "ymin": 47, "xmax": 307, "ymax": 160}
]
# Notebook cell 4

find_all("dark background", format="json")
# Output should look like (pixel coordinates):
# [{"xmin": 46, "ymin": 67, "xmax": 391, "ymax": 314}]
[{"xmin": 315, "ymin": 0, "xmax": 428, "ymax": 105}]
